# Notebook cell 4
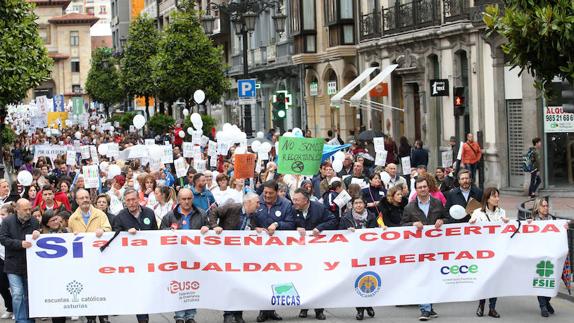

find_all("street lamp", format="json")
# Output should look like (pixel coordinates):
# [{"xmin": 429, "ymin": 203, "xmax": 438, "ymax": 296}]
[{"xmin": 201, "ymin": 0, "xmax": 287, "ymax": 137}]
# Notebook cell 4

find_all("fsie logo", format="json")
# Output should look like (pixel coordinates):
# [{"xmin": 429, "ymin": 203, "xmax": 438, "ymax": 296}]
[
  {"xmin": 533, "ymin": 260, "xmax": 555, "ymax": 289},
  {"xmin": 168, "ymin": 281, "xmax": 200, "ymax": 294},
  {"xmin": 355, "ymin": 271, "xmax": 381, "ymax": 298},
  {"xmin": 271, "ymin": 283, "xmax": 300, "ymax": 306}
]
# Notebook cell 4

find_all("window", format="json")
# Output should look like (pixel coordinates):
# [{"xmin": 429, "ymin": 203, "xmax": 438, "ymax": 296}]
[
  {"xmin": 70, "ymin": 31, "xmax": 79, "ymax": 46},
  {"xmin": 324, "ymin": 0, "xmax": 355, "ymax": 46},
  {"xmin": 86, "ymin": 7, "xmax": 95, "ymax": 15},
  {"xmin": 302, "ymin": 0, "xmax": 315, "ymax": 30},
  {"xmin": 38, "ymin": 25, "xmax": 50, "ymax": 44},
  {"xmin": 291, "ymin": 0, "xmax": 317, "ymax": 53},
  {"xmin": 72, "ymin": 85, "xmax": 82, "ymax": 94},
  {"xmin": 71, "ymin": 59, "xmax": 80, "ymax": 73},
  {"xmin": 100, "ymin": 5, "xmax": 107, "ymax": 14}
]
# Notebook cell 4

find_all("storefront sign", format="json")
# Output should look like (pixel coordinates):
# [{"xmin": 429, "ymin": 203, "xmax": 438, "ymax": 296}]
[
  {"xmin": 430, "ymin": 79, "xmax": 449, "ymax": 97},
  {"xmin": 544, "ymin": 106, "xmax": 574, "ymax": 133},
  {"xmin": 310, "ymin": 82, "xmax": 318, "ymax": 97},
  {"xmin": 327, "ymin": 81, "xmax": 337, "ymax": 96},
  {"xmin": 28, "ymin": 222, "xmax": 567, "ymax": 316}
]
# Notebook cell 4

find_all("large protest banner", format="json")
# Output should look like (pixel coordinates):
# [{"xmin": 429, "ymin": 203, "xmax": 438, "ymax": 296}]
[
  {"xmin": 28, "ymin": 222, "xmax": 567, "ymax": 317},
  {"xmin": 277, "ymin": 137, "xmax": 324, "ymax": 176},
  {"xmin": 33, "ymin": 145, "xmax": 69, "ymax": 161}
]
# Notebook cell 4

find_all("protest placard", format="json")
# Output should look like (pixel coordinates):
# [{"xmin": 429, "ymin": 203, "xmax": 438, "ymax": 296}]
[
  {"xmin": 401, "ymin": 156, "xmax": 411, "ymax": 176},
  {"xmin": 80, "ymin": 146, "xmax": 91, "ymax": 160},
  {"xmin": 277, "ymin": 137, "xmax": 324, "ymax": 176},
  {"xmin": 82, "ymin": 165, "xmax": 99, "ymax": 189},
  {"xmin": 210, "ymin": 156, "xmax": 218, "ymax": 168},
  {"xmin": 217, "ymin": 141, "xmax": 231, "ymax": 155},
  {"xmin": 66, "ymin": 151, "xmax": 76, "ymax": 166},
  {"xmin": 373, "ymin": 137, "xmax": 386, "ymax": 153},
  {"xmin": 161, "ymin": 145, "xmax": 174, "ymax": 164},
  {"xmin": 107, "ymin": 143, "xmax": 119, "ymax": 159},
  {"xmin": 33, "ymin": 145, "xmax": 68, "ymax": 161},
  {"xmin": 182, "ymin": 142, "xmax": 193, "ymax": 158},
  {"xmin": 442, "ymin": 150, "xmax": 453, "ymax": 168},
  {"xmin": 208, "ymin": 141, "xmax": 217, "ymax": 156},
  {"xmin": 174, "ymin": 157, "xmax": 189, "ymax": 178},
  {"xmin": 234, "ymin": 154, "xmax": 256, "ymax": 179},
  {"xmin": 375, "ymin": 151, "xmax": 388, "ymax": 166},
  {"xmin": 194, "ymin": 159, "xmax": 206, "ymax": 173},
  {"xmin": 258, "ymin": 151, "xmax": 269, "ymax": 161},
  {"xmin": 145, "ymin": 139, "xmax": 155, "ymax": 146},
  {"xmin": 90, "ymin": 146, "xmax": 99, "ymax": 164},
  {"xmin": 333, "ymin": 190, "xmax": 352, "ymax": 208}
]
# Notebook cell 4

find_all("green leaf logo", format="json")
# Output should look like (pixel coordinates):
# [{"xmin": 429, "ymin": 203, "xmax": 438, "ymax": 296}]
[{"xmin": 536, "ymin": 261, "xmax": 554, "ymax": 277}]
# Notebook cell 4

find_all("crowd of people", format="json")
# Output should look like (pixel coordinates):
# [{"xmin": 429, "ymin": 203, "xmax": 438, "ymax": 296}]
[{"xmin": 0, "ymin": 124, "xmax": 556, "ymax": 323}]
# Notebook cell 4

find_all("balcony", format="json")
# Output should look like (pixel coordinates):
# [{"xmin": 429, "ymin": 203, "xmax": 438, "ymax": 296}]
[{"xmin": 360, "ymin": 0, "xmax": 471, "ymax": 41}]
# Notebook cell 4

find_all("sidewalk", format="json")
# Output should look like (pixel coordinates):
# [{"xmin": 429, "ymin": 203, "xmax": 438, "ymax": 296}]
[{"xmin": 500, "ymin": 194, "xmax": 574, "ymax": 220}]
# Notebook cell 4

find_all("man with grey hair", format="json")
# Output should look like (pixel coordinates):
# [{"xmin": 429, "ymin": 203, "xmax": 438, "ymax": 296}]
[
  {"xmin": 209, "ymin": 192, "xmax": 260, "ymax": 323},
  {"xmin": 0, "ymin": 199, "xmax": 40, "ymax": 323},
  {"xmin": 112, "ymin": 189, "xmax": 157, "ymax": 323}
]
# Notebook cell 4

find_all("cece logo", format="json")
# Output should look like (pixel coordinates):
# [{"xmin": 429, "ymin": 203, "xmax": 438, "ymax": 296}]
[{"xmin": 440, "ymin": 264, "xmax": 478, "ymax": 275}]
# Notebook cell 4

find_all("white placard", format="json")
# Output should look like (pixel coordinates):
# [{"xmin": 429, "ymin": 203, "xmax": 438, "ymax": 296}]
[
  {"xmin": 258, "ymin": 151, "xmax": 269, "ymax": 161},
  {"xmin": 174, "ymin": 157, "xmax": 189, "ymax": 178},
  {"xmin": 217, "ymin": 141, "xmax": 231, "ymax": 155},
  {"xmin": 107, "ymin": 143, "xmax": 119, "ymax": 159},
  {"xmin": 194, "ymin": 159, "xmax": 207, "ymax": 173},
  {"xmin": 201, "ymin": 136, "xmax": 210, "ymax": 147},
  {"xmin": 375, "ymin": 151, "xmax": 388, "ymax": 166},
  {"xmin": 373, "ymin": 137, "xmax": 386, "ymax": 153},
  {"xmin": 333, "ymin": 190, "xmax": 352, "ymax": 208},
  {"xmin": 90, "ymin": 146, "xmax": 99, "ymax": 164},
  {"xmin": 351, "ymin": 177, "xmax": 368, "ymax": 189},
  {"xmin": 33, "ymin": 145, "xmax": 68, "ymax": 161},
  {"xmin": 66, "ymin": 151, "xmax": 76, "ymax": 166},
  {"xmin": 192, "ymin": 134, "xmax": 202, "ymax": 146},
  {"xmin": 183, "ymin": 142, "xmax": 194, "ymax": 158},
  {"xmin": 457, "ymin": 141, "xmax": 464, "ymax": 161},
  {"xmin": 82, "ymin": 165, "xmax": 99, "ymax": 189},
  {"xmin": 27, "ymin": 222, "xmax": 568, "ymax": 317},
  {"xmin": 210, "ymin": 156, "xmax": 218, "ymax": 168},
  {"xmin": 208, "ymin": 141, "xmax": 217, "ymax": 157},
  {"xmin": 442, "ymin": 150, "xmax": 453, "ymax": 168},
  {"xmin": 80, "ymin": 146, "xmax": 91, "ymax": 160},
  {"xmin": 145, "ymin": 139, "xmax": 155, "ymax": 146},
  {"xmin": 161, "ymin": 145, "xmax": 174, "ymax": 164},
  {"xmin": 128, "ymin": 145, "xmax": 147, "ymax": 159},
  {"xmin": 149, "ymin": 156, "xmax": 161, "ymax": 172},
  {"xmin": 401, "ymin": 156, "xmax": 411, "ymax": 176}
]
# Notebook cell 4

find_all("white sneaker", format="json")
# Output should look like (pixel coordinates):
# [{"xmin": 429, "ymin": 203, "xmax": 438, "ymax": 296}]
[{"xmin": 0, "ymin": 312, "xmax": 12, "ymax": 319}]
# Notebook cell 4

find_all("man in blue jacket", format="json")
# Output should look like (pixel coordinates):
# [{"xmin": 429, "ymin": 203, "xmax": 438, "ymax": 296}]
[
  {"xmin": 253, "ymin": 180, "xmax": 295, "ymax": 322},
  {"xmin": 292, "ymin": 188, "xmax": 337, "ymax": 320},
  {"xmin": 191, "ymin": 173, "xmax": 216, "ymax": 213}
]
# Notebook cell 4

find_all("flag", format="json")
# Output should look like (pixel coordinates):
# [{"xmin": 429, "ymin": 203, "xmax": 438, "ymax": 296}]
[
  {"xmin": 562, "ymin": 254, "xmax": 572, "ymax": 295},
  {"xmin": 377, "ymin": 212, "xmax": 385, "ymax": 228}
]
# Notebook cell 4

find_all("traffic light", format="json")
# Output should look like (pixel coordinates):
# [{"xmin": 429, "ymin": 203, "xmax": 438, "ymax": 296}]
[
  {"xmin": 562, "ymin": 80, "xmax": 574, "ymax": 113},
  {"xmin": 273, "ymin": 92, "xmax": 287, "ymax": 120},
  {"xmin": 453, "ymin": 86, "xmax": 465, "ymax": 116}
]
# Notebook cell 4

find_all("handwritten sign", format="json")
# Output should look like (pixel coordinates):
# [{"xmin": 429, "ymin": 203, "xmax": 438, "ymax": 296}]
[
  {"xmin": 234, "ymin": 154, "xmax": 256, "ymax": 179},
  {"xmin": 80, "ymin": 146, "xmax": 91, "ymax": 160},
  {"xmin": 82, "ymin": 165, "xmax": 99, "ymax": 189},
  {"xmin": 442, "ymin": 150, "xmax": 453, "ymax": 168},
  {"xmin": 401, "ymin": 156, "xmax": 411, "ymax": 176},
  {"xmin": 66, "ymin": 151, "xmax": 76, "ymax": 166},
  {"xmin": 161, "ymin": 145, "xmax": 173, "ymax": 164},
  {"xmin": 183, "ymin": 142, "xmax": 193, "ymax": 158},
  {"xmin": 174, "ymin": 157, "xmax": 189, "ymax": 178},
  {"xmin": 375, "ymin": 151, "xmax": 388, "ymax": 167},
  {"xmin": 277, "ymin": 137, "xmax": 324, "ymax": 176}
]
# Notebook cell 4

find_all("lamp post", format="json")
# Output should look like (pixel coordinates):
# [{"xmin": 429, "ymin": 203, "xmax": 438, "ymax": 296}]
[{"xmin": 201, "ymin": 0, "xmax": 286, "ymax": 137}]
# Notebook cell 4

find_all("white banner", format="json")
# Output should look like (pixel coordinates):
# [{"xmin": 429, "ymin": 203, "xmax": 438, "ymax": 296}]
[
  {"xmin": 33, "ymin": 145, "xmax": 68, "ymax": 161},
  {"xmin": 27, "ymin": 222, "xmax": 567, "ymax": 317}
]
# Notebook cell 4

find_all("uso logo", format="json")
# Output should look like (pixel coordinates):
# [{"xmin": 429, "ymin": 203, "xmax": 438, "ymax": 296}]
[
  {"xmin": 354, "ymin": 272, "xmax": 381, "ymax": 297},
  {"xmin": 168, "ymin": 280, "xmax": 200, "ymax": 294}
]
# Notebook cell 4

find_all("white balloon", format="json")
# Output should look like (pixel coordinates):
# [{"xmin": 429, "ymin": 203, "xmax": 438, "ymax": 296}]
[
  {"xmin": 98, "ymin": 144, "xmax": 108, "ymax": 156},
  {"xmin": 190, "ymin": 113, "xmax": 201, "ymax": 124},
  {"xmin": 99, "ymin": 161, "xmax": 109, "ymax": 172},
  {"xmin": 260, "ymin": 142, "xmax": 272, "ymax": 153},
  {"xmin": 256, "ymin": 131, "xmax": 264, "ymax": 139},
  {"xmin": 75, "ymin": 131, "xmax": 82, "ymax": 139},
  {"xmin": 108, "ymin": 164, "xmax": 122, "ymax": 178},
  {"xmin": 222, "ymin": 123, "xmax": 232, "ymax": 133},
  {"xmin": 334, "ymin": 151, "xmax": 346, "ymax": 161},
  {"xmin": 187, "ymin": 127, "xmax": 194, "ymax": 135},
  {"xmin": 283, "ymin": 132, "xmax": 293, "ymax": 137},
  {"xmin": 182, "ymin": 109, "xmax": 189, "ymax": 116},
  {"xmin": 292, "ymin": 128, "xmax": 304, "ymax": 138},
  {"xmin": 109, "ymin": 126, "xmax": 115, "ymax": 133},
  {"xmin": 332, "ymin": 159, "xmax": 343, "ymax": 173},
  {"xmin": 133, "ymin": 114, "xmax": 146, "ymax": 130},
  {"xmin": 251, "ymin": 140, "xmax": 261, "ymax": 152},
  {"xmin": 178, "ymin": 130, "xmax": 185, "ymax": 138},
  {"xmin": 90, "ymin": 125, "xmax": 96, "ymax": 131},
  {"xmin": 239, "ymin": 132, "xmax": 247, "ymax": 140},
  {"xmin": 235, "ymin": 146, "xmax": 246, "ymax": 154},
  {"xmin": 449, "ymin": 205, "xmax": 467, "ymax": 220},
  {"xmin": 45, "ymin": 129, "xmax": 52, "ymax": 137},
  {"xmin": 192, "ymin": 120, "xmax": 203, "ymax": 130},
  {"xmin": 17, "ymin": 171, "xmax": 33, "ymax": 186},
  {"xmin": 193, "ymin": 89, "xmax": 206, "ymax": 104}
]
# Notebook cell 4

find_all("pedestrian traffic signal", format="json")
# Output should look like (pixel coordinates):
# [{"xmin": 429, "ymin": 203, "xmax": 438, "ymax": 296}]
[
  {"xmin": 273, "ymin": 92, "xmax": 287, "ymax": 120},
  {"xmin": 453, "ymin": 86, "xmax": 465, "ymax": 116},
  {"xmin": 562, "ymin": 80, "xmax": 574, "ymax": 113}
]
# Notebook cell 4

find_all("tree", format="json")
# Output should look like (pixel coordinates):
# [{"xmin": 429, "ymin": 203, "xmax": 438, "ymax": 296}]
[
  {"xmin": 85, "ymin": 48, "xmax": 123, "ymax": 117},
  {"xmin": 148, "ymin": 113, "xmax": 175, "ymax": 136},
  {"xmin": 484, "ymin": 1, "xmax": 574, "ymax": 94},
  {"xmin": 121, "ymin": 15, "xmax": 159, "ymax": 119},
  {"xmin": 152, "ymin": 0, "xmax": 229, "ymax": 111}
]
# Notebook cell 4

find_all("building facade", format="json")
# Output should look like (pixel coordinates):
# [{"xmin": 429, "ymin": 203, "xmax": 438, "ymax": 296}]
[
  {"xmin": 67, "ymin": 0, "xmax": 112, "ymax": 36},
  {"xmin": 110, "ymin": 0, "xmax": 144, "ymax": 54},
  {"xmin": 28, "ymin": 0, "xmax": 98, "ymax": 102}
]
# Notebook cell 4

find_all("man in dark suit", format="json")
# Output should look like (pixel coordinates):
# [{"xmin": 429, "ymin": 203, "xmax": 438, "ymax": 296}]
[
  {"xmin": 444, "ymin": 169, "xmax": 483, "ymax": 223},
  {"xmin": 209, "ymin": 192, "xmax": 261, "ymax": 323},
  {"xmin": 291, "ymin": 188, "xmax": 338, "ymax": 319},
  {"xmin": 401, "ymin": 177, "xmax": 445, "ymax": 321}
]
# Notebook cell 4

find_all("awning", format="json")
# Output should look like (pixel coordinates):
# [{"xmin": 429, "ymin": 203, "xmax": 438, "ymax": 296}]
[
  {"xmin": 350, "ymin": 64, "xmax": 398, "ymax": 105},
  {"xmin": 330, "ymin": 67, "xmax": 378, "ymax": 107}
]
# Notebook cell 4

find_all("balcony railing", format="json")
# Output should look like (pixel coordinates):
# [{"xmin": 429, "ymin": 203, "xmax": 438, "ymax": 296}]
[{"xmin": 360, "ymin": 0, "xmax": 472, "ymax": 41}]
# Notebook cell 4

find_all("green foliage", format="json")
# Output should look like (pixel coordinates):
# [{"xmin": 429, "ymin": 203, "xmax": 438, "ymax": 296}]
[
  {"xmin": 110, "ymin": 111, "xmax": 138, "ymax": 130},
  {"xmin": 484, "ymin": 1, "xmax": 574, "ymax": 95},
  {"xmin": 148, "ymin": 113, "xmax": 175, "ymax": 135},
  {"xmin": 121, "ymin": 15, "xmax": 159, "ymax": 109},
  {"xmin": 152, "ymin": 0, "xmax": 229, "ymax": 105},
  {"xmin": 1, "ymin": 127, "xmax": 16, "ymax": 146},
  {"xmin": 0, "ymin": 0, "xmax": 52, "ymax": 108},
  {"xmin": 183, "ymin": 114, "xmax": 217, "ymax": 138},
  {"xmin": 85, "ymin": 48, "xmax": 123, "ymax": 116}
]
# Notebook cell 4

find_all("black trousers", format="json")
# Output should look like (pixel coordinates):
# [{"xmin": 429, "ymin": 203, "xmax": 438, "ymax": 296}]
[{"xmin": 0, "ymin": 259, "xmax": 13, "ymax": 313}]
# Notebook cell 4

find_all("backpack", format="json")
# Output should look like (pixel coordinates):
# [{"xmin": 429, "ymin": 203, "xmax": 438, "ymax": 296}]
[{"xmin": 521, "ymin": 148, "xmax": 535, "ymax": 172}]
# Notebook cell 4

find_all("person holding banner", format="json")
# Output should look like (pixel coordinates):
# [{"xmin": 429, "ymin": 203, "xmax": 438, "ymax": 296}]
[
  {"xmin": 160, "ymin": 188, "xmax": 208, "ymax": 323},
  {"xmin": 444, "ymin": 169, "xmax": 483, "ymax": 223},
  {"xmin": 469, "ymin": 187, "xmax": 509, "ymax": 318},
  {"xmin": 112, "ymin": 188, "xmax": 158, "ymax": 323},
  {"xmin": 339, "ymin": 196, "xmax": 377, "ymax": 320},
  {"xmin": 0, "ymin": 199, "xmax": 40, "ymax": 323},
  {"xmin": 401, "ymin": 177, "xmax": 446, "ymax": 321},
  {"xmin": 209, "ymin": 192, "xmax": 261, "ymax": 323},
  {"xmin": 292, "ymin": 188, "xmax": 338, "ymax": 320}
]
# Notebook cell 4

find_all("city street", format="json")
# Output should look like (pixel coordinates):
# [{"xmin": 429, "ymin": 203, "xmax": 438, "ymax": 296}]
[{"xmin": 3, "ymin": 296, "xmax": 572, "ymax": 322}]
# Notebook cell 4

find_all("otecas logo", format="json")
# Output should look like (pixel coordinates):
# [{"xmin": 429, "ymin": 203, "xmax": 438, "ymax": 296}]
[{"xmin": 168, "ymin": 280, "xmax": 200, "ymax": 294}]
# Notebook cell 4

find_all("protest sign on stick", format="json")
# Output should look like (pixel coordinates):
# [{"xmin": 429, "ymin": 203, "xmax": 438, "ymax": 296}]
[{"xmin": 277, "ymin": 137, "xmax": 324, "ymax": 176}]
